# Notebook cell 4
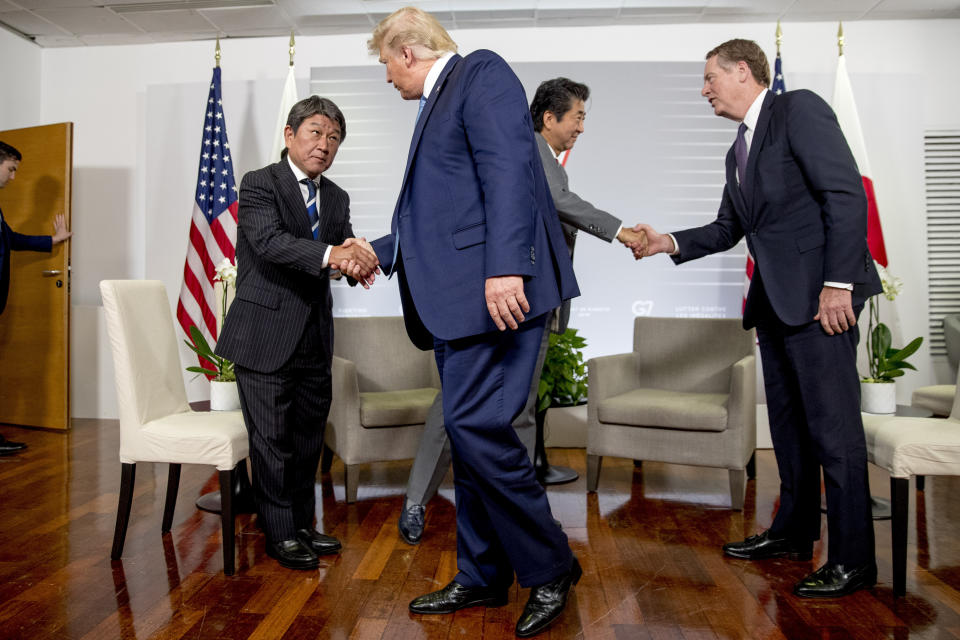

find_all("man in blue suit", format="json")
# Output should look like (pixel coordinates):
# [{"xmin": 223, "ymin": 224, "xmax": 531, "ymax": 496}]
[
  {"xmin": 636, "ymin": 39, "xmax": 881, "ymax": 598},
  {"xmin": 0, "ymin": 140, "xmax": 72, "ymax": 455},
  {"xmin": 367, "ymin": 8, "xmax": 581, "ymax": 636}
]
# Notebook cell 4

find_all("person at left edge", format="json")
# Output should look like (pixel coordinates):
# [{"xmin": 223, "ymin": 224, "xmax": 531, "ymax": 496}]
[
  {"xmin": 0, "ymin": 140, "xmax": 72, "ymax": 456},
  {"xmin": 367, "ymin": 8, "xmax": 581, "ymax": 637},
  {"xmin": 215, "ymin": 97, "xmax": 379, "ymax": 571}
]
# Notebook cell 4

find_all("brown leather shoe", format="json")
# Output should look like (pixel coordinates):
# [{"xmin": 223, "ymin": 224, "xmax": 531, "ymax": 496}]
[{"xmin": 723, "ymin": 530, "xmax": 813, "ymax": 561}]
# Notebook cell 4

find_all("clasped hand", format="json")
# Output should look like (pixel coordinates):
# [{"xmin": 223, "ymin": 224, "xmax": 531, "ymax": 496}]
[{"xmin": 330, "ymin": 237, "xmax": 380, "ymax": 289}]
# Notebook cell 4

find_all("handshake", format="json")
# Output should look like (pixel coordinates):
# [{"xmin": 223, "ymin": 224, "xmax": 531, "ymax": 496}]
[
  {"xmin": 617, "ymin": 224, "xmax": 674, "ymax": 260},
  {"xmin": 330, "ymin": 237, "xmax": 380, "ymax": 288}
]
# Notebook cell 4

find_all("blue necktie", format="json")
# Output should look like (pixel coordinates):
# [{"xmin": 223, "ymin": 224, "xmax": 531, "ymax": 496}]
[
  {"xmin": 416, "ymin": 95, "xmax": 427, "ymax": 122},
  {"xmin": 735, "ymin": 122, "xmax": 748, "ymax": 190},
  {"xmin": 300, "ymin": 178, "xmax": 319, "ymax": 240}
]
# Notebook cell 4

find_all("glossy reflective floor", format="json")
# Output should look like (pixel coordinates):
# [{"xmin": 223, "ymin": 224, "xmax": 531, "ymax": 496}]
[{"xmin": 1, "ymin": 418, "xmax": 959, "ymax": 639}]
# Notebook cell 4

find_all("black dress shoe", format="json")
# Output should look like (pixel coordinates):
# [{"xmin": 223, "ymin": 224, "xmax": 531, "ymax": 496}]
[
  {"xmin": 266, "ymin": 539, "xmax": 318, "ymax": 570},
  {"xmin": 793, "ymin": 562, "xmax": 877, "ymax": 598},
  {"xmin": 0, "ymin": 434, "xmax": 26, "ymax": 457},
  {"xmin": 722, "ymin": 530, "xmax": 813, "ymax": 561},
  {"xmin": 409, "ymin": 580, "xmax": 509, "ymax": 614},
  {"xmin": 398, "ymin": 503, "xmax": 425, "ymax": 545},
  {"xmin": 516, "ymin": 557, "xmax": 582, "ymax": 638},
  {"xmin": 296, "ymin": 529, "xmax": 342, "ymax": 556}
]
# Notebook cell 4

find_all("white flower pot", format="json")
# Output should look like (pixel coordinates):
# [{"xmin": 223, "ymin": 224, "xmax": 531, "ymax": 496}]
[
  {"xmin": 210, "ymin": 380, "xmax": 240, "ymax": 411},
  {"xmin": 861, "ymin": 381, "xmax": 896, "ymax": 415}
]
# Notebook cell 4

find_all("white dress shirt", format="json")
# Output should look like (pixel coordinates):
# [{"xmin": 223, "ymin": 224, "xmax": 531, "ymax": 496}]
[{"xmin": 287, "ymin": 156, "xmax": 332, "ymax": 268}]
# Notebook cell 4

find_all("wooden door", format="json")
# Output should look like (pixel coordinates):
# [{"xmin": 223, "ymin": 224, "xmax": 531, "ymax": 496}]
[{"xmin": 0, "ymin": 123, "xmax": 73, "ymax": 430}]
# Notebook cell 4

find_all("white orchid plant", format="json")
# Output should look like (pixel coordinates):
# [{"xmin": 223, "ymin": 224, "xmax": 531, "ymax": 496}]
[
  {"xmin": 863, "ymin": 261, "xmax": 922, "ymax": 383},
  {"xmin": 184, "ymin": 257, "xmax": 237, "ymax": 382}
]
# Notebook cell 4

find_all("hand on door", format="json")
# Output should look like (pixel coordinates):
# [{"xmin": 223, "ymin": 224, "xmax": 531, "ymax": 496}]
[{"xmin": 51, "ymin": 214, "xmax": 72, "ymax": 245}]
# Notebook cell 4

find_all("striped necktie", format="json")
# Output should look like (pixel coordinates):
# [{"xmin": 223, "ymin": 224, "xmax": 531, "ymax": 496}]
[{"xmin": 300, "ymin": 178, "xmax": 319, "ymax": 240}]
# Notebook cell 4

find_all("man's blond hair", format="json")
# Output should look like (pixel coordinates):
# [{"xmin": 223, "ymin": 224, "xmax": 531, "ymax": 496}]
[{"xmin": 367, "ymin": 6, "xmax": 457, "ymax": 60}]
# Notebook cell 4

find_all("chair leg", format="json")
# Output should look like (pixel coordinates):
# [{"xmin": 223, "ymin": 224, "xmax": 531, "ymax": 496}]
[
  {"xmin": 916, "ymin": 475, "xmax": 925, "ymax": 491},
  {"xmin": 161, "ymin": 463, "xmax": 181, "ymax": 534},
  {"xmin": 586, "ymin": 455, "xmax": 602, "ymax": 492},
  {"xmin": 728, "ymin": 468, "xmax": 747, "ymax": 511},
  {"xmin": 746, "ymin": 451, "xmax": 756, "ymax": 480},
  {"xmin": 111, "ymin": 463, "xmax": 136, "ymax": 560},
  {"xmin": 320, "ymin": 443, "xmax": 334, "ymax": 474},
  {"xmin": 891, "ymin": 477, "xmax": 909, "ymax": 597},
  {"xmin": 219, "ymin": 467, "xmax": 237, "ymax": 576},
  {"xmin": 344, "ymin": 464, "xmax": 360, "ymax": 503}
]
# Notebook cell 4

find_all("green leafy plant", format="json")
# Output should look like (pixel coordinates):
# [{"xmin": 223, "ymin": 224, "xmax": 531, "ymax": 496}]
[
  {"xmin": 536, "ymin": 328, "xmax": 588, "ymax": 412},
  {"xmin": 184, "ymin": 257, "xmax": 236, "ymax": 382},
  {"xmin": 184, "ymin": 325, "xmax": 235, "ymax": 382},
  {"xmin": 863, "ymin": 261, "xmax": 922, "ymax": 383}
]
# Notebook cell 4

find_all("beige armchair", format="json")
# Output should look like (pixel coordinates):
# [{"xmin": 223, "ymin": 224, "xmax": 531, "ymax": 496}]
[
  {"xmin": 911, "ymin": 314, "xmax": 959, "ymax": 417},
  {"xmin": 587, "ymin": 317, "xmax": 756, "ymax": 509},
  {"xmin": 324, "ymin": 316, "xmax": 440, "ymax": 503},
  {"xmin": 100, "ymin": 280, "xmax": 249, "ymax": 575}
]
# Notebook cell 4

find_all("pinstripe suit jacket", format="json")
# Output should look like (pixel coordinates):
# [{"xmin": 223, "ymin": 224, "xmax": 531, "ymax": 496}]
[{"xmin": 216, "ymin": 160, "xmax": 353, "ymax": 373}]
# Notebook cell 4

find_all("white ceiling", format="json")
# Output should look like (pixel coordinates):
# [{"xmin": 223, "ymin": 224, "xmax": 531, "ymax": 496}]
[{"xmin": 0, "ymin": 0, "xmax": 957, "ymax": 48}]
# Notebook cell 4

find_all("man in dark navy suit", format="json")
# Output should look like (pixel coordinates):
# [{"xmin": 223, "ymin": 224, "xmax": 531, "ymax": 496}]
[
  {"xmin": 0, "ymin": 141, "xmax": 72, "ymax": 456},
  {"xmin": 636, "ymin": 39, "xmax": 881, "ymax": 598},
  {"xmin": 367, "ymin": 7, "xmax": 581, "ymax": 636},
  {"xmin": 215, "ymin": 97, "xmax": 378, "ymax": 571}
]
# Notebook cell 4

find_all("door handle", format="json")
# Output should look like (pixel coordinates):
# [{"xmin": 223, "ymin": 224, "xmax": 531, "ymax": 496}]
[{"xmin": 42, "ymin": 270, "xmax": 63, "ymax": 277}]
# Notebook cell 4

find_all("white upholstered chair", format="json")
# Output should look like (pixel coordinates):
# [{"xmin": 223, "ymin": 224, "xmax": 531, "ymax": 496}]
[
  {"xmin": 323, "ymin": 316, "xmax": 440, "ymax": 503},
  {"xmin": 862, "ymin": 367, "xmax": 960, "ymax": 596},
  {"xmin": 586, "ymin": 317, "xmax": 756, "ymax": 509},
  {"xmin": 100, "ymin": 280, "xmax": 249, "ymax": 575}
]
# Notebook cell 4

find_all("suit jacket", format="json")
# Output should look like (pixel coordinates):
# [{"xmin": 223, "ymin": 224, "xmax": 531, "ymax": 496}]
[
  {"xmin": 0, "ymin": 208, "xmax": 53, "ymax": 315},
  {"xmin": 671, "ymin": 89, "xmax": 881, "ymax": 329},
  {"xmin": 215, "ymin": 160, "xmax": 354, "ymax": 373},
  {"xmin": 370, "ymin": 50, "xmax": 579, "ymax": 350},
  {"xmin": 535, "ymin": 132, "xmax": 621, "ymax": 332}
]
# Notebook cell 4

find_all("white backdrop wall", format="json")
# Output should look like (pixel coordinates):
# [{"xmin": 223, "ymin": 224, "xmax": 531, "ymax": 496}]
[
  {"xmin": 0, "ymin": 19, "xmax": 953, "ymax": 417},
  {"xmin": 0, "ymin": 28, "xmax": 41, "ymax": 131}
]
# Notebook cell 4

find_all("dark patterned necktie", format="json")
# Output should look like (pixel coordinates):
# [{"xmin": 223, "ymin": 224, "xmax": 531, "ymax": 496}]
[
  {"xmin": 735, "ymin": 122, "xmax": 748, "ymax": 189},
  {"xmin": 300, "ymin": 178, "xmax": 319, "ymax": 240}
]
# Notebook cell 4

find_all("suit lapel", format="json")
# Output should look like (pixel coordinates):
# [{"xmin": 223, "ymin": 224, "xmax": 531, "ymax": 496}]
[
  {"xmin": 743, "ymin": 91, "xmax": 775, "ymax": 209},
  {"xmin": 273, "ymin": 161, "xmax": 312, "ymax": 238},
  {"xmin": 315, "ymin": 175, "xmax": 340, "ymax": 243},
  {"xmin": 396, "ymin": 54, "xmax": 461, "ymax": 211}
]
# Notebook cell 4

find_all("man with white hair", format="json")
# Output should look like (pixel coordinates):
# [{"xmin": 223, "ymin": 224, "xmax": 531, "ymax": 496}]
[{"xmin": 367, "ymin": 7, "xmax": 581, "ymax": 636}]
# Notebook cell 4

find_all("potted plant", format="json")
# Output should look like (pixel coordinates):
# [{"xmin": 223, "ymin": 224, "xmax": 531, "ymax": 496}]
[
  {"xmin": 861, "ymin": 261, "xmax": 923, "ymax": 414},
  {"xmin": 185, "ymin": 257, "xmax": 238, "ymax": 410},
  {"xmin": 533, "ymin": 328, "xmax": 588, "ymax": 484}
]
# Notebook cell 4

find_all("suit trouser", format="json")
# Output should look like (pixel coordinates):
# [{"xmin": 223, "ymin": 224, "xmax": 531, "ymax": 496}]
[
  {"xmin": 404, "ymin": 311, "xmax": 550, "ymax": 506},
  {"xmin": 435, "ymin": 314, "xmax": 573, "ymax": 589},
  {"xmin": 753, "ymin": 277, "xmax": 875, "ymax": 567},
  {"xmin": 234, "ymin": 306, "xmax": 332, "ymax": 542}
]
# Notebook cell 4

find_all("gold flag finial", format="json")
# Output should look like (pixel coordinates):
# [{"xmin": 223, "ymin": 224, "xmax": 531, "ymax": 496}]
[
  {"xmin": 288, "ymin": 30, "xmax": 296, "ymax": 66},
  {"xmin": 775, "ymin": 20, "xmax": 783, "ymax": 54},
  {"xmin": 837, "ymin": 21, "xmax": 844, "ymax": 56},
  {"xmin": 215, "ymin": 36, "xmax": 221, "ymax": 68}
]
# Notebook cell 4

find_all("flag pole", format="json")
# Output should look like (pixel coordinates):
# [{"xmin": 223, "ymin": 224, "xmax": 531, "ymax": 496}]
[
  {"xmin": 837, "ymin": 21, "xmax": 844, "ymax": 57},
  {"xmin": 775, "ymin": 20, "xmax": 782, "ymax": 55},
  {"xmin": 289, "ymin": 30, "xmax": 296, "ymax": 67},
  {"xmin": 215, "ymin": 36, "xmax": 221, "ymax": 68}
]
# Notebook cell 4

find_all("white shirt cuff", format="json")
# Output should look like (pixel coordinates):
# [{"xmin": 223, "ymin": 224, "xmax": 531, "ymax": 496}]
[
  {"xmin": 824, "ymin": 281, "xmax": 853, "ymax": 290},
  {"xmin": 322, "ymin": 244, "xmax": 332, "ymax": 269},
  {"xmin": 666, "ymin": 233, "xmax": 679, "ymax": 255}
]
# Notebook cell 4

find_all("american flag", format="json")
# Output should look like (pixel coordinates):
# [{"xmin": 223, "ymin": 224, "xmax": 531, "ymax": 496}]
[
  {"xmin": 177, "ymin": 67, "xmax": 238, "ymax": 370},
  {"xmin": 742, "ymin": 52, "xmax": 786, "ymax": 314}
]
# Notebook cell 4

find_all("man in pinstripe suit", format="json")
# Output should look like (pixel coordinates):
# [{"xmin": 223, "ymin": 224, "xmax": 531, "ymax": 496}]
[{"xmin": 216, "ymin": 96, "xmax": 379, "ymax": 571}]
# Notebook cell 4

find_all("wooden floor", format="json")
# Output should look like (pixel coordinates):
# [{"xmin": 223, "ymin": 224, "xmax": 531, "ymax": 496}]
[{"xmin": 2, "ymin": 420, "xmax": 960, "ymax": 640}]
